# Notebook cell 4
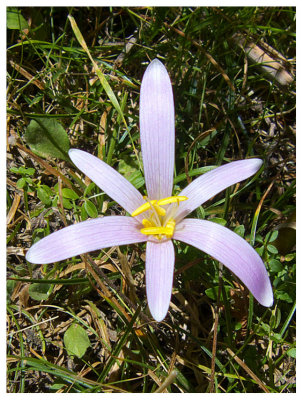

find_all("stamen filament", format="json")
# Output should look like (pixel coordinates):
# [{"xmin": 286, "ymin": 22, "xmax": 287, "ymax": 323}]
[
  {"xmin": 142, "ymin": 219, "xmax": 153, "ymax": 228},
  {"xmin": 147, "ymin": 199, "xmax": 162, "ymax": 226}
]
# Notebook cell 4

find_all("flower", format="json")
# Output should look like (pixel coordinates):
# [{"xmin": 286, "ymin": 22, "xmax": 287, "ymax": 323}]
[{"xmin": 26, "ymin": 59, "xmax": 273, "ymax": 321}]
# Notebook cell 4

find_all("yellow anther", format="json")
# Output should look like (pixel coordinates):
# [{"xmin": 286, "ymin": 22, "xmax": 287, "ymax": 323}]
[
  {"xmin": 131, "ymin": 196, "xmax": 188, "ymax": 217},
  {"xmin": 132, "ymin": 199, "xmax": 166, "ymax": 217},
  {"xmin": 165, "ymin": 219, "xmax": 176, "ymax": 234},
  {"xmin": 141, "ymin": 226, "xmax": 167, "ymax": 235},
  {"xmin": 157, "ymin": 196, "xmax": 188, "ymax": 206},
  {"xmin": 154, "ymin": 204, "xmax": 166, "ymax": 216},
  {"xmin": 162, "ymin": 219, "xmax": 176, "ymax": 238},
  {"xmin": 140, "ymin": 218, "xmax": 176, "ymax": 239},
  {"xmin": 131, "ymin": 200, "xmax": 157, "ymax": 217}
]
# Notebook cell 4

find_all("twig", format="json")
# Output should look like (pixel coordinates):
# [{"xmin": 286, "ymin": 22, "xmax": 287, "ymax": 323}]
[
  {"xmin": 154, "ymin": 370, "xmax": 178, "ymax": 393},
  {"xmin": 226, "ymin": 348, "xmax": 270, "ymax": 393},
  {"xmin": 232, "ymin": 33, "xmax": 294, "ymax": 87}
]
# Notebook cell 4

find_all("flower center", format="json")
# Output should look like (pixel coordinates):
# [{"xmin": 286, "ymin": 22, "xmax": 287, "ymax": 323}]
[{"xmin": 131, "ymin": 195, "xmax": 187, "ymax": 240}]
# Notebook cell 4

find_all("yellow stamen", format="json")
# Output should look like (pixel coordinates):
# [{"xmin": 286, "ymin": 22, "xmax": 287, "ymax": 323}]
[
  {"xmin": 164, "ymin": 219, "xmax": 176, "ymax": 237},
  {"xmin": 133, "ymin": 196, "xmax": 187, "ymax": 240},
  {"xmin": 140, "ymin": 219, "xmax": 176, "ymax": 238},
  {"xmin": 141, "ymin": 226, "xmax": 167, "ymax": 235},
  {"xmin": 157, "ymin": 195, "xmax": 188, "ymax": 206},
  {"xmin": 131, "ymin": 200, "xmax": 157, "ymax": 217},
  {"xmin": 153, "ymin": 204, "xmax": 166, "ymax": 216},
  {"xmin": 131, "ymin": 195, "xmax": 188, "ymax": 217}
]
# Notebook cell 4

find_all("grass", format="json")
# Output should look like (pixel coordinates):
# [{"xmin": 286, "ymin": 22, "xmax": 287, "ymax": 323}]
[{"xmin": 7, "ymin": 6, "xmax": 296, "ymax": 393}]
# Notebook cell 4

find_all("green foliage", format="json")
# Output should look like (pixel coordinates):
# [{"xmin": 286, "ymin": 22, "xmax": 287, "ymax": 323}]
[
  {"xmin": 205, "ymin": 285, "xmax": 231, "ymax": 301},
  {"xmin": 28, "ymin": 282, "xmax": 52, "ymax": 301},
  {"xmin": 7, "ymin": 7, "xmax": 28, "ymax": 30},
  {"xmin": 24, "ymin": 118, "xmax": 70, "ymax": 161},
  {"xmin": 118, "ymin": 158, "xmax": 145, "ymax": 189},
  {"xmin": 7, "ymin": 6, "xmax": 295, "ymax": 394},
  {"xmin": 234, "ymin": 224, "xmax": 245, "ymax": 237},
  {"xmin": 83, "ymin": 199, "xmax": 98, "ymax": 218},
  {"xmin": 208, "ymin": 217, "xmax": 227, "ymax": 226},
  {"xmin": 63, "ymin": 324, "xmax": 91, "ymax": 358}
]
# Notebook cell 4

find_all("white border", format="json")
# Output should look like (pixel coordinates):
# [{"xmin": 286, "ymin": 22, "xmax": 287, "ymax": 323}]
[{"xmin": 3, "ymin": 2, "xmax": 299, "ymax": 398}]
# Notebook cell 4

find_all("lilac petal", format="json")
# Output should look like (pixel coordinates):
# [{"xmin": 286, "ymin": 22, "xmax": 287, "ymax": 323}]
[
  {"xmin": 26, "ymin": 216, "xmax": 146, "ymax": 264},
  {"xmin": 146, "ymin": 239, "xmax": 175, "ymax": 321},
  {"xmin": 140, "ymin": 59, "xmax": 175, "ymax": 200},
  {"xmin": 69, "ymin": 149, "xmax": 144, "ymax": 216},
  {"xmin": 173, "ymin": 218, "xmax": 273, "ymax": 307},
  {"xmin": 175, "ymin": 159, "xmax": 263, "ymax": 222}
]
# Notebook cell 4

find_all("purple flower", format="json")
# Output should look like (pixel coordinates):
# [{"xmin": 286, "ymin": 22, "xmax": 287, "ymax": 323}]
[{"xmin": 26, "ymin": 59, "xmax": 273, "ymax": 321}]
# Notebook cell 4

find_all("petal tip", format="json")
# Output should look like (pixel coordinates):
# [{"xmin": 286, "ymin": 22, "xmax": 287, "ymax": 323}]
[
  {"xmin": 147, "ymin": 58, "xmax": 164, "ymax": 70},
  {"xmin": 143, "ymin": 58, "xmax": 169, "ymax": 82},
  {"xmin": 68, "ymin": 148, "xmax": 82, "ymax": 161},
  {"xmin": 25, "ymin": 247, "xmax": 38, "ymax": 264},
  {"xmin": 150, "ymin": 307, "xmax": 167, "ymax": 322},
  {"xmin": 251, "ymin": 158, "xmax": 263, "ymax": 171},
  {"xmin": 148, "ymin": 293, "xmax": 170, "ymax": 322},
  {"xmin": 259, "ymin": 289, "xmax": 274, "ymax": 308}
]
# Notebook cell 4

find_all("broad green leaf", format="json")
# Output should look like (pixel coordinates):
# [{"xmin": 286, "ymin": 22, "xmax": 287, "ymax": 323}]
[
  {"xmin": 24, "ymin": 118, "xmax": 70, "ymax": 161},
  {"xmin": 81, "ymin": 203, "xmax": 88, "ymax": 220},
  {"xmin": 269, "ymin": 259, "xmax": 283, "ymax": 273},
  {"xmin": 268, "ymin": 230, "xmax": 279, "ymax": 243},
  {"xmin": 29, "ymin": 283, "xmax": 52, "ymax": 301},
  {"xmin": 208, "ymin": 217, "xmax": 227, "ymax": 226},
  {"xmin": 37, "ymin": 185, "xmax": 53, "ymax": 206},
  {"xmin": 16, "ymin": 177, "xmax": 26, "ymax": 189},
  {"xmin": 267, "ymin": 244, "xmax": 278, "ymax": 254},
  {"xmin": 61, "ymin": 188, "xmax": 79, "ymax": 200},
  {"xmin": 10, "ymin": 167, "xmax": 21, "ymax": 174},
  {"xmin": 287, "ymin": 347, "xmax": 296, "ymax": 358},
  {"xmin": 7, "ymin": 7, "xmax": 28, "ymax": 30},
  {"xmin": 64, "ymin": 324, "xmax": 91, "ymax": 358},
  {"xmin": 275, "ymin": 290, "xmax": 293, "ymax": 303},
  {"xmin": 62, "ymin": 198, "xmax": 73, "ymax": 210},
  {"xmin": 10, "ymin": 166, "xmax": 35, "ymax": 176},
  {"xmin": 84, "ymin": 200, "xmax": 98, "ymax": 218}
]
